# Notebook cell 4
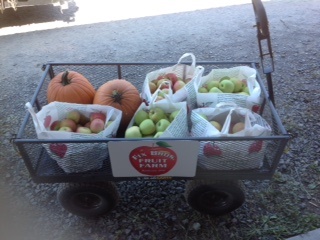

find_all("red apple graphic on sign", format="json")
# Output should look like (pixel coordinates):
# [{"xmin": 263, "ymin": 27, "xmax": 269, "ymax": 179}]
[
  {"xmin": 129, "ymin": 141, "xmax": 177, "ymax": 176},
  {"xmin": 49, "ymin": 143, "xmax": 67, "ymax": 158}
]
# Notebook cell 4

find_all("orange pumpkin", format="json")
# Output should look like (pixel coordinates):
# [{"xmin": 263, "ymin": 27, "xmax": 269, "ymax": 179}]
[
  {"xmin": 93, "ymin": 79, "xmax": 142, "ymax": 132},
  {"xmin": 47, "ymin": 71, "xmax": 96, "ymax": 104}
]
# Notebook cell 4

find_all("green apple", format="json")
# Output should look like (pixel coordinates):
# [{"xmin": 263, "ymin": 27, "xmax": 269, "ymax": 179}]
[
  {"xmin": 59, "ymin": 126, "xmax": 73, "ymax": 132},
  {"xmin": 155, "ymin": 96, "xmax": 164, "ymax": 102},
  {"xmin": 158, "ymin": 88, "xmax": 170, "ymax": 97},
  {"xmin": 149, "ymin": 107, "xmax": 166, "ymax": 123},
  {"xmin": 209, "ymin": 87, "xmax": 223, "ymax": 93},
  {"xmin": 206, "ymin": 80, "xmax": 220, "ymax": 91},
  {"xmin": 169, "ymin": 110, "xmax": 180, "ymax": 122},
  {"xmin": 199, "ymin": 114, "xmax": 208, "ymax": 120},
  {"xmin": 198, "ymin": 87, "xmax": 208, "ymax": 93},
  {"xmin": 134, "ymin": 110, "xmax": 149, "ymax": 126},
  {"xmin": 237, "ymin": 92, "xmax": 249, "ymax": 96},
  {"xmin": 210, "ymin": 121, "xmax": 222, "ymax": 131},
  {"xmin": 156, "ymin": 119, "xmax": 171, "ymax": 132},
  {"xmin": 220, "ymin": 76, "xmax": 230, "ymax": 81},
  {"xmin": 125, "ymin": 126, "xmax": 142, "ymax": 138},
  {"xmin": 76, "ymin": 126, "xmax": 92, "ymax": 134},
  {"xmin": 66, "ymin": 110, "xmax": 81, "ymax": 124},
  {"xmin": 219, "ymin": 79, "xmax": 235, "ymax": 93},
  {"xmin": 154, "ymin": 132, "xmax": 164, "ymax": 138},
  {"xmin": 106, "ymin": 121, "xmax": 113, "ymax": 127},
  {"xmin": 243, "ymin": 87, "xmax": 250, "ymax": 95},
  {"xmin": 139, "ymin": 119, "xmax": 156, "ymax": 135},
  {"xmin": 229, "ymin": 77, "xmax": 245, "ymax": 93},
  {"xmin": 232, "ymin": 122, "xmax": 245, "ymax": 133},
  {"xmin": 143, "ymin": 135, "xmax": 154, "ymax": 138}
]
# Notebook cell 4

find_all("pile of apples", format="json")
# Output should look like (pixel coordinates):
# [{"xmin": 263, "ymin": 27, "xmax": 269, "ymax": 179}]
[
  {"xmin": 49, "ymin": 110, "xmax": 108, "ymax": 134},
  {"xmin": 125, "ymin": 107, "xmax": 180, "ymax": 138},
  {"xmin": 200, "ymin": 114, "xmax": 245, "ymax": 134},
  {"xmin": 198, "ymin": 76, "xmax": 250, "ymax": 95},
  {"xmin": 149, "ymin": 72, "xmax": 191, "ymax": 101}
]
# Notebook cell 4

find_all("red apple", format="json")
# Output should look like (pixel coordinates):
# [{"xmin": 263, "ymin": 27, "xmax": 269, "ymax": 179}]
[
  {"xmin": 50, "ymin": 120, "xmax": 61, "ymax": 131},
  {"xmin": 165, "ymin": 73, "xmax": 178, "ymax": 85},
  {"xmin": 60, "ymin": 119, "xmax": 77, "ymax": 132},
  {"xmin": 156, "ymin": 74, "xmax": 166, "ymax": 81},
  {"xmin": 90, "ymin": 112, "xmax": 106, "ymax": 123},
  {"xmin": 90, "ymin": 118, "xmax": 105, "ymax": 133},
  {"xmin": 173, "ymin": 80, "xmax": 186, "ymax": 93}
]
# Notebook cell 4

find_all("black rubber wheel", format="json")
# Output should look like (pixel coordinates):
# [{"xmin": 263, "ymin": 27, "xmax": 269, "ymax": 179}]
[
  {"xmin": 57, "ymin": 182, "xmax": 119, "ymax": 218},
  {"xmin": 185, "ymin": 180, "xmax": 245, "ymax": 216}
]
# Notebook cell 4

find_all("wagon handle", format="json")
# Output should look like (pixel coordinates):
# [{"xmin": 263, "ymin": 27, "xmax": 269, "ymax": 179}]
[{"xmin": 252, "ymin": 0, "xmax": 275, "ymax": 106}]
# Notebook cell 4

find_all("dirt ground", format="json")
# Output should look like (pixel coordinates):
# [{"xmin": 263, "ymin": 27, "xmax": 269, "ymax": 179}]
[{"xmin": 0, "ymin": 0, "xmax": 319, "ymax": 239}]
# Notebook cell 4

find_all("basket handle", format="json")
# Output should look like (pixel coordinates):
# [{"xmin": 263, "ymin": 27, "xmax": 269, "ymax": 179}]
[{"xmin": 25, "ymin": 102, "xmax": 45, "ymax": 132}]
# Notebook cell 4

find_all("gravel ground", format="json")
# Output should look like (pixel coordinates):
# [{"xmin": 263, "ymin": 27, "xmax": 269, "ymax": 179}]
[{"xmin": 1, "ymin": 0, "xmax": 319, "ymax": 239}]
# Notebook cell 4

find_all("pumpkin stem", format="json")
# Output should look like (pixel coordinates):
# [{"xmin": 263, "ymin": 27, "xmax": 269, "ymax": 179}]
[
  {"xmin": 112, "ymin": 90, "xmax": 123, "ymax": 103},
  {"xmin": 61, "ymin": 71, "xmax": 71, "ymax": 86}
]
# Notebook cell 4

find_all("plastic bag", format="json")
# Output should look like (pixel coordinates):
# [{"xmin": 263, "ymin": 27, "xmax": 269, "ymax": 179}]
[
  {"xmin": 191, "ymin": 103, "xmax": 271, "ymax": 170},
  {"xmin": 193, "ymin": 66, "xmax": 263, "ymax": 112},
  {"xmin": 26, "ymin": 101, "xmax": 122, "ymax": 173},
  {"xmin": 141, "ymin": 53, "xmax": 197, "ymax": 104},
  {"xmin": 127, "ymin": 88, "xmax": 189, "ymax": 138}
]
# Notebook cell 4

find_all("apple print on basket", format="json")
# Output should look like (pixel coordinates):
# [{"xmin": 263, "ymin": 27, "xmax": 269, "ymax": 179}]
[
  {"xmin": 25, "ymin": 102, "xmax": 122, "ymax": 173},
  {"xmin": 193, "ymin": 66, "xmax": 263, "ymax": 112},
  {"xmin": 190, "ymin": 103, "xmax": 272, "ymax": 170}
]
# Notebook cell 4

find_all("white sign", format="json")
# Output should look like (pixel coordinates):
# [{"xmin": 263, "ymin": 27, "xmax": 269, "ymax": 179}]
[{"xmin": 108, "ymin": 140, "xmax": 200, "ymax": 177}]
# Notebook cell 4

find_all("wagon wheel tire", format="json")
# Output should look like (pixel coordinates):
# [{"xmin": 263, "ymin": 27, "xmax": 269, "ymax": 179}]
[
  {"xmin": 57, "ymin": 182, "xmax": 119, "ymax": 218},
  {"xmin": 185, "ymin": 180, "xmax": 245, "ymax": 216}
]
